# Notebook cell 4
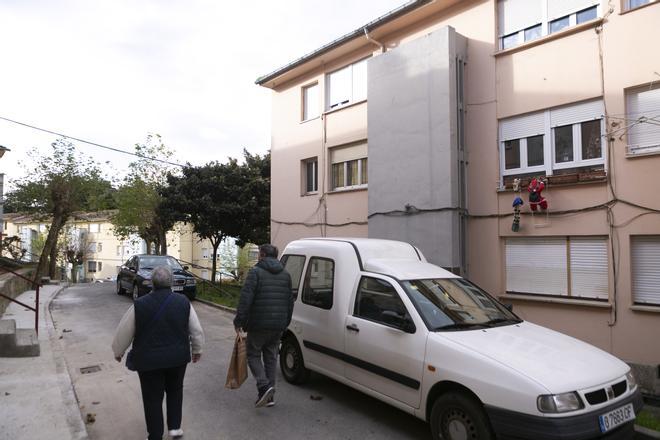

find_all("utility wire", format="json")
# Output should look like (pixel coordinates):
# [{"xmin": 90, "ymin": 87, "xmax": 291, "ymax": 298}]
[{"xmin": 0, "ymin": 115, "xmax": 185, "ymax": 168}]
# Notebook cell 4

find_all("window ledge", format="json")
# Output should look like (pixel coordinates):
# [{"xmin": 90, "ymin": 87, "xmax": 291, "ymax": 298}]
[
  {"xmin": 620, "ymin": 0, "xmax": 659, "ymax": 15},
  {"xmin": 497, "ymin": 172, "xmax": 607, "ymax": 192},
  {"xmin": 495, "ymin": 18, "xmax": 603, "ymax": 57},
  {"xmin": 630, "ymin": 304, "xmax": 660, "ymax": 313},
  {"xmin": 500, "ymin": 293, "xmax": 612, "ymax": 308},
  {"xmin": 625, "ymin": 147, "xmax": 660, "ymax": 159},
  {"xmin": 327, "ymin": 185, "xmax": 368, "ymax": 195},
  {"xmin": 300, "ymin": 116, "xmax": 320, "ymax": 124},
  {"xmin": 323, "ymin": 99, "xmax": 367, "ymax": 116},
  {"xmin": 301, "ymin": 191, "xmax": 319, "ymax": 197}
]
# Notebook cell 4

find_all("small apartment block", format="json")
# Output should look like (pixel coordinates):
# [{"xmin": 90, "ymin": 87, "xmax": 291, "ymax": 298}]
[{"xmin": 258, "ymin": 0, "xmax": 660, "ymax": 393}]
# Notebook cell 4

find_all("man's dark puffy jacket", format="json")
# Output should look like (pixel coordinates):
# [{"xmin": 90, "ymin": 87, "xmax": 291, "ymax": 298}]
[{"xmin": 233, "ymin": 257, "xmax": 293, "ymax": 332}]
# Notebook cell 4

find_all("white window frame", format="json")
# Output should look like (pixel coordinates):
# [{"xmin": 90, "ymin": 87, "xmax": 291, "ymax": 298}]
[
  {"xmin": 505, "ymin": 236, "xmax": 609, "ymax": 300},
  {"xmin": 302, "ymin": 157, "xmax": 318, "ymax": 194},
  {"xmin": 89, "ymin": 223, "xmax": 100, "ymax": 233},
  {"xmin": 302, "ymin": 82, "xmax": 320, "ymax": 121},
  {"xmin": 325, "ymin": 57, "xmax": 368, "ymax": 111},
  {"xmin": 202, "ymin": 248, "xmax": 209, "ymax": 259},
  {"xmin": 624, "ymin": 0, "xmax": 655, "ymax": 11},
  {"xmin": 331, "ymin": 158, "xmax": 368, "ymax": 191},
  {"xmin": 498, "ymin": 1, "xmax": 601, "ymax": 50},
  {"xmin": 499, "ymin": 100, "xmax": 606, "ymax": 180},
  {"xmin": 631, "ymin": 236, "xmax": 660, "ymax": 305},
  {"xmin": 625, "ymin": 83, "xmax": 660, "ymax": 156}
]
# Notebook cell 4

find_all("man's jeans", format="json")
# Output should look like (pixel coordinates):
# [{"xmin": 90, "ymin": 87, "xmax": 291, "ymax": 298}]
[{"xmin": 246, "ymin": 330, "xmax": 282, "ymax": 392}]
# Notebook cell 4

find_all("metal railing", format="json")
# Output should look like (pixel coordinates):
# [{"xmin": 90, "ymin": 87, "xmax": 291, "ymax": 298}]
[{"xmin": 0, "ymin": 267, "xmax": 41, "ymax": 335}]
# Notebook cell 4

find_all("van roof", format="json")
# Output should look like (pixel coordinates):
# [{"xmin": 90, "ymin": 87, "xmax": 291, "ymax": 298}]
[{"xmin": 292, "ymin": 237, "xmax": 457, "ymax": 280}]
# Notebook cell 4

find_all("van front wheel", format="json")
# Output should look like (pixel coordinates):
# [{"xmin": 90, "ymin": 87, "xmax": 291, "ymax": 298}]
[
  {"xmin": 279, "ymin": 335, "xmax": 310, "ymax": 384},
  {"xmin": 430, "ymin": 392, "xmax": 494, "ymax": 440}
]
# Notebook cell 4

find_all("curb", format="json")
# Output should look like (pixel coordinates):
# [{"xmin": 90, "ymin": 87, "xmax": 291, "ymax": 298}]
[
  {"xmin": 636, "ymin": 425, "xmax": 660, "ymax": 440},
  {"xmin": 46, "ymin": 284, "xmax": 89, "ymax": 440},
  {"xmin": 194, "ymin": 297, "xmax": 237, "ymax": 314}
]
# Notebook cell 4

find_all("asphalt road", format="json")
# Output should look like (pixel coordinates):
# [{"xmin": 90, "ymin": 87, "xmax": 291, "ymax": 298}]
[{"xmin": 50, "ymin": 282, "xmax": 431, "ymax": 440}]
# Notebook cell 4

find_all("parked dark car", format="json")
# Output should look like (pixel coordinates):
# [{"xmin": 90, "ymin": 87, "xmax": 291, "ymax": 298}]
[{"xmin": 116, "ymin": 255, "xmax": 196, "ymax": 301}]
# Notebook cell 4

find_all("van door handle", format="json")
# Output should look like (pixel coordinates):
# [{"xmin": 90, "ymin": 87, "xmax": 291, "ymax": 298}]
[{"xmin": 346, "ymin": 324, "xmax": 359, "ymax": 332}]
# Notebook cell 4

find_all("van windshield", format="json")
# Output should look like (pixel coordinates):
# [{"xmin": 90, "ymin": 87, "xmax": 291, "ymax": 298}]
[{"xmin": 400, "ymin": 278, "xmax": 521, "ymax": 331}]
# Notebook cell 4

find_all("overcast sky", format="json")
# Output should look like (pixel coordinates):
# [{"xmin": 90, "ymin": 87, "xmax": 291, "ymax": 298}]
[{"xmin": 0, "ymin": 0, "xmax": 405, "ymax": 187}]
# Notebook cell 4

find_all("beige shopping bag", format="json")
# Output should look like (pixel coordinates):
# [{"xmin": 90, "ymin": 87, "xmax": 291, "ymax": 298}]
[{"xmin": 225, "ymin": 333, "xmax": 248, "ymax": 389}]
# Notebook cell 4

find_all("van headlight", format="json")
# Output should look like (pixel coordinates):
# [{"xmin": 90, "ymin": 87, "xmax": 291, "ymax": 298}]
[
  {"xmin": 626, "ymin": 370, "xmax": 638, "ymax": 391},
  {"xmin": 537, "ymin": 392, "xmax": 584, "ymax": 413}
]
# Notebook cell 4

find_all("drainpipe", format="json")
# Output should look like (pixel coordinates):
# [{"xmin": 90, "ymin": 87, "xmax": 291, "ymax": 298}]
[{"xmin": 364, "ymin": 28, "xmax": 386, "ymax": 53}]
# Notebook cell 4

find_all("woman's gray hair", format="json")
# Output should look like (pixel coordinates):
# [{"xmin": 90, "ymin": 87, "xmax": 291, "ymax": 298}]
[{"xmin": 151, "ymin": 265, "xmax": 173, "ymax": 289}]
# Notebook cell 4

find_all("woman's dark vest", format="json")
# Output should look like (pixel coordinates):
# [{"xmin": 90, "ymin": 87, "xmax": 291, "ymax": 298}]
[{"xmin": 131, "ymin": 289, "xmax": 191, "ymax": 371}]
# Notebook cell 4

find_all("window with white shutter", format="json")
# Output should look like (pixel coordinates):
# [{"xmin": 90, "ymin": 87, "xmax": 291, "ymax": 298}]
[
  {"xmin": 498, "ymin": 0, "xmax": 601, "ymax": 49},
  {"xmin": 326, "ymin": 58, "xmax": 369, "ymax": 110},
  {"xmin": 631, "ymin": 236, "xmax": 660, "ymax": 305},
  {"xmin": 499, "ymin": 99, "xmax": 604, "ymax": 179},
  {"xmin": 506, "ymin": 238, "xmax": 568, "ymax": 296},
  {"xmin": 506, "ymin": 237, "xmax": 608, "ymax": 300},
  {"xmin": 569, "ymin": 238, "xmax": 608, "ymax": 299},
  {"xmin": 626, "ymin": 84, "xmax": 660, "ymax": 155},
  {"xmin": 302, "ymin": 83, "xmax": 319, "ymax": 121}
]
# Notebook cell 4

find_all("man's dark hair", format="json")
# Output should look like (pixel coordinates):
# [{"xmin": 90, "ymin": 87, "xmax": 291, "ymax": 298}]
[{"xmin": 259, "ymin": 244, "xmax": 278, "ymax": 258}]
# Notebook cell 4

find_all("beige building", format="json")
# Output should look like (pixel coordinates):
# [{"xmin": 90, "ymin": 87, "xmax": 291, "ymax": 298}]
[
  {"xmin": 2, "ymin": 211, "xmax": 248, "ymax": 282},
  {"xmin": 258, "ymin": 0, "xmax": 660, "ymax": 391}
]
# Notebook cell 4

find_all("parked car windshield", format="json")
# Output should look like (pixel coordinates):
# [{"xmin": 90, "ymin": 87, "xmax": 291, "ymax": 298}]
[
  {"xmin": 401, "ymin": 278, "xmax": 521, "ymax": 331},
  {"xmin": 139, "ymin": 256, "xmax": 183, "ymax": 271}
]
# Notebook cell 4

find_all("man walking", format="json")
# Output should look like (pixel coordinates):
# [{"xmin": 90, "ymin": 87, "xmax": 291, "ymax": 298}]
[
  {"xmin": 234, "ymin": 244, "xmax": 293, "ymax": 408},
  {"xmin": 112, "ymin": 265, "xmax": 205, "ymax": 440}
]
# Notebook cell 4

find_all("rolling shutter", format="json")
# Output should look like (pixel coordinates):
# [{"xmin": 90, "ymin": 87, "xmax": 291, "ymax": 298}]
[
  {"xmin": 632, "ymin": 236, "xmax": 660, "ymax": 305},
  {"xmin": 331, "ymin": 143, "xmax": 368, "ymax": 163},
  {"xmin": 506, "ymin": 238, "xmax": 568, "ymax": 295},
  {"xmin": 500, "ymin": 111, "xmax": 545, "ymax": 141},
  {"xmin": 550, "ymin": 100, "xmax": 604, "ymax": 127},
  {"xmin": 570, "ymin": 237, "xmax": 608, "ymax": 300},
  {"xmin": 498, "ymin": 0, "xmax": 543, "ymax": 36},
  {"xmin": 548, "ymin": 0, "xmax": 599, "ymax": 20},
  {"xmin": 627, "ymin": 85, "xmax": 660, "ymax": 153}
]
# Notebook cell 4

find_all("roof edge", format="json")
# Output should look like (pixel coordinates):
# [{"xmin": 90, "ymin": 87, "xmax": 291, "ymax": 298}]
[{"xmin": 255, "ymin": 0, "xmax": 434, "ymax": 86}]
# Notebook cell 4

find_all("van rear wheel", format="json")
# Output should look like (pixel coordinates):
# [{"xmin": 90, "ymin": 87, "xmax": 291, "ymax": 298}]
[
  {"xmin": 279, "ymin": 335, "xmax": 310, "ymax": 384},
  {"xmin": 430, "ymin": 392, "xmax": 493, "ymax": 440}
]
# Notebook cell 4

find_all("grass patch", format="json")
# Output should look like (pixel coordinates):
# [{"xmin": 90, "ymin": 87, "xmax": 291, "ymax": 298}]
[
  {"xmin": 195, "ymin": 281, "xmax": 242, "ymax": 309},
  {"xmin": 637, "ymin": 409, "xmax": 660, "ymax": 432}
]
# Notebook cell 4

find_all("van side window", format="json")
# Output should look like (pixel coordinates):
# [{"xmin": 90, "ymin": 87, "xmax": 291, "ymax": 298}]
[
  {"xmin": 355, "ymin": 277, "xmax": 410, "ymax": 328},
  {"xmin": 281, "ymin": 254, "xmax": 306, "ymax": 300},
  {"xmin": 302, "ymin": 257, "xmax": 334, "ymax": 310}
]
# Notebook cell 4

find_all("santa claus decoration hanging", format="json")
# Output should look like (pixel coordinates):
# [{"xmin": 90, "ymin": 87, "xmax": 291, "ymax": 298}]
[{"xmin": 528, "ymin": 177, "xmax": 548, "ymax": 211}]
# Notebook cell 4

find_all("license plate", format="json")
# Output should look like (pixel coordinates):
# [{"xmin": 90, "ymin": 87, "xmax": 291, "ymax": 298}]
[
  {"xmin": 172, "ymin": 286, "xmax": 184, "ymax": 292},
  {"xmin": 598, "ymin": 403, "xmax": 635, "ymax": 433}
]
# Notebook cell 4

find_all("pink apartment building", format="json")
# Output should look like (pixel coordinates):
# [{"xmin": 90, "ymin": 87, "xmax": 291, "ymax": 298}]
[{"xmin": 257, "ymin": 0, "xmax": 660, "ymax": 394}]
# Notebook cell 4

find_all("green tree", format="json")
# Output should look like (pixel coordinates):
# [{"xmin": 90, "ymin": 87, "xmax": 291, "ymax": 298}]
[
  {"xmin": 112, "ymin": 134, "xmax": 178, "ymax": 255},
  {"xmin": 5, "ymin": 139, "xmax": 115, "ymax": 280},
  {"xmin": 162, "ymin": 150, "xmax": 269, "ymax": 283}
]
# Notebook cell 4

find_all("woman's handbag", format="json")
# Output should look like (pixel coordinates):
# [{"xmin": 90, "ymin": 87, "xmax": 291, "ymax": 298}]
[{"xmin": 225, "ymin": 333, "xmax": 248, "ymax": 389}]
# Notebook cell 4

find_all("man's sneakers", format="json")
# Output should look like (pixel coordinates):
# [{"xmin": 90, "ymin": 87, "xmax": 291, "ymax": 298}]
[
  {"xmin": 168, "ymin": 428, "xmax": 184, "ymax": 437},
  {"xmin": 255, "ymin": 386, "xmax": 275, "ymax": 408}
]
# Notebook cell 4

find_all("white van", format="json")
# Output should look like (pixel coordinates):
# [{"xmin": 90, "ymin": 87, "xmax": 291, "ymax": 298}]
[{"xmin": 278, "ymin": 238, "xmax": 642, "ymax": 440}]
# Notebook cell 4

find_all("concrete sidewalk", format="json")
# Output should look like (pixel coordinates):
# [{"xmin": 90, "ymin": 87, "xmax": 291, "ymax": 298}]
[{"xmin": 0, "ymin": 284, "xmax": 87, "ymax": 440}]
